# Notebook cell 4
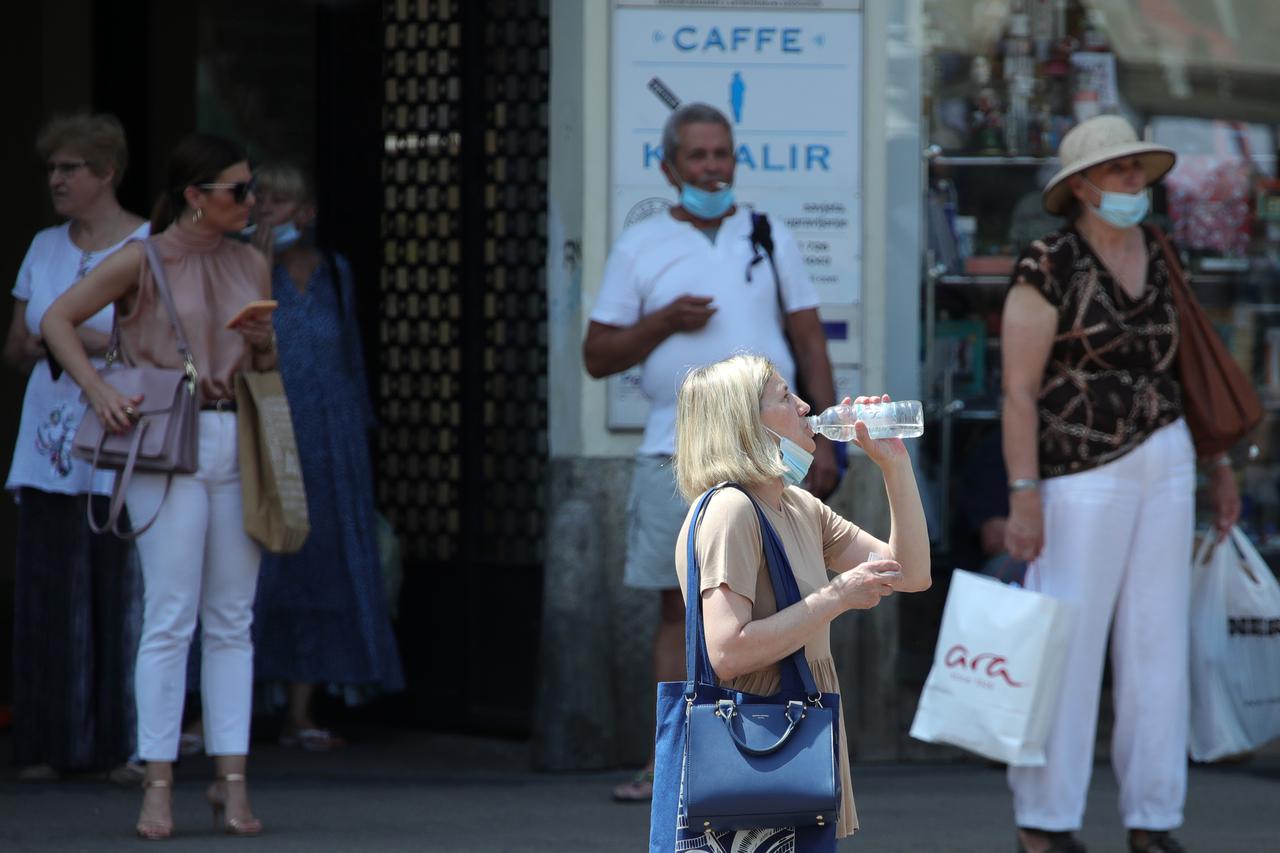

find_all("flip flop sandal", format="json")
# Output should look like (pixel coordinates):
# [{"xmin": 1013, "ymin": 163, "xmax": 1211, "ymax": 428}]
[{"xmin": 611, "ymin": 770, "xmax": 654, "ymax": 803}]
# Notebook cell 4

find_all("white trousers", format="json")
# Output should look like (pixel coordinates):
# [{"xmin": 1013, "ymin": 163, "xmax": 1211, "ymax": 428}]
[
  {"xmin": 126, "ymin": 412, "xmax": 260, "ymax": 761},
  {"xmin": 1009, "ymin": 419, "xmax": 1196, "ymax": 832}
]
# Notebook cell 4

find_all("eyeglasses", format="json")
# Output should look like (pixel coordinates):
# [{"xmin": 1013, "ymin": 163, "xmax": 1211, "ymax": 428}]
[
  {"xmin": 46, "ymin": 160, "xmax": 88, "ymax": 178},
  {"xmin": 197, "ymin": 180, "xmax": 256, "ymax": 204}
]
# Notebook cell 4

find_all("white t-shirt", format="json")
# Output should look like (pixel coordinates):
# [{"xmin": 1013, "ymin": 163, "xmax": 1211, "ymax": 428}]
[
  {"xmin": 590, "ymin": 207, "xmax": 819, "ymax": 456},
  {"xmin": 6, "ymin": 220, "xmax": 151, "ymax": 496}
]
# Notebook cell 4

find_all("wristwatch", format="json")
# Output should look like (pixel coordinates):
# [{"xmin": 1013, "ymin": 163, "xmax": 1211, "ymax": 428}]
[{"xmin": 1008, "ymin": 478, "xmax": 1041, "ymax": 493}]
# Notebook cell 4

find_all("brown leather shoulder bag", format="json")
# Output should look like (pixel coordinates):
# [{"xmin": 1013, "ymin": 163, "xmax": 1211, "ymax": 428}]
[{"xmin": 1151, "ymin": 226, "xmax": 1262, "ymax": 459}]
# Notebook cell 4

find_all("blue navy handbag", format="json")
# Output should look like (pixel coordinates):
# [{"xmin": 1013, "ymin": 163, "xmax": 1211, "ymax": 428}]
[{"xmin": 648, "ymin": 484, "xmax": 841, "ymax": 853}]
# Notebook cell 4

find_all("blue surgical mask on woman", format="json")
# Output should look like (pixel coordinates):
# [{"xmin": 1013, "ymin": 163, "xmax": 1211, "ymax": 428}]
[
  {"xmin": 1084, "ymin": 180, "xmax": 1149, "ymax": 228},
  {"xmin": 238, "ymin": 220, "xmax": 303, "ymax": 250},
  {"xmin": 766, "ymin": 428, "xmax": 812, "ymax": 486},
  {"xmin": 270, "ymin": 221, "xmax": 303, "ymax": 251},
  {"xmin": 680, "ymin": 181, "xmax": 734, "ymax": 220}
]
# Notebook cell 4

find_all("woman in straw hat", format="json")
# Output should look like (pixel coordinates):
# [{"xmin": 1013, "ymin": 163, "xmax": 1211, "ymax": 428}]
[{"xmin": 1000, "ymin": 114, "xmax": 1240, "ymax": 853}]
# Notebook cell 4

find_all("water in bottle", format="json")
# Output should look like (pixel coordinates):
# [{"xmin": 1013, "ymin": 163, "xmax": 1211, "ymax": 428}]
[{"xmin": 805, "ymin": 400, "xmax": 924, "ymax": 441}]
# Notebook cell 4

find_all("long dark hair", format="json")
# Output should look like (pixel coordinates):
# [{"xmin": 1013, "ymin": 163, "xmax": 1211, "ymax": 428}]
[{"xmin": 150, "ymin": 133, "xmax": 249, "ymax": 232}]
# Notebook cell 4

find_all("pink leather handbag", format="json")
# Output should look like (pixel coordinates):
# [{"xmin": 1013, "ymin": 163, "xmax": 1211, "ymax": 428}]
[{"xmin": 72, "ymin": 238, "xmax": 200, "ymax": 538}]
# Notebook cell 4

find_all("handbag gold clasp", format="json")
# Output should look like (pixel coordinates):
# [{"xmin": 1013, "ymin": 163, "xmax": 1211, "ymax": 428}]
[{"xmin": 183, "ymin": 356, "xmax": 199, "ymax": 395}]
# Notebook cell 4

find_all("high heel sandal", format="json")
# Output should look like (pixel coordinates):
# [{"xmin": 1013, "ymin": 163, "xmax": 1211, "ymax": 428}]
[
  {"xmin": 136, "ymin": 778, "xmax": 174, "ymax": 840},
  {"xmin": 207, "ymin": 773, "xmax": 263, "ymax": 837}
]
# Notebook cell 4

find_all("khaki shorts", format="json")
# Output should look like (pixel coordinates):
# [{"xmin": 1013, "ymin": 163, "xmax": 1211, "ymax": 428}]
[{"xmin": 623, "ymin": 455, "xmax": 690, "ymax": 590}]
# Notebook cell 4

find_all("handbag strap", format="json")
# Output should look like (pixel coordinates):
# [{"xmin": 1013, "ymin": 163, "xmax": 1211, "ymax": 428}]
[
  {"xmin": 84, "ymin": 422, "xmax": 172, "ymax": 539},
  {"xmin": 105, "ymin": 238, "xmax": 199, "ymax": 390},
  {"xmin": 1148, "ymin": 225, "xmax": 1193, "ymax": 307},
  {"xmin": 683, "ymin": 483, "xmax": 821, "ymax": 702}
]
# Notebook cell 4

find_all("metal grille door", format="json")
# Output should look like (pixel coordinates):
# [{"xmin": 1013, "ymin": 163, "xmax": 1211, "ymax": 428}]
[{"xmin": 380, "ymin": 0, "xmax": 548, "ymax": 729}]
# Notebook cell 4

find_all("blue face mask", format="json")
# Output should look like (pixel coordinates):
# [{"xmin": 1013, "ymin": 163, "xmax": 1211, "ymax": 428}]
[
  {"xmin": 679, "ymin": 181, "xmax": 734, "ymax": 221},
  {"xmin": 1085, "ymin": 180, "xmax": 1149, "ymax": 228},
  {"xmin": 766, "ymin": 428, "xmax": 812, "ymax": 487},
  {"xmin": 270, "ymin": 221, "xmax": 303, "ymax": 251},
  {"xmin": 238, "ymin": 220, "xmax": 303, "ymax": 250}
]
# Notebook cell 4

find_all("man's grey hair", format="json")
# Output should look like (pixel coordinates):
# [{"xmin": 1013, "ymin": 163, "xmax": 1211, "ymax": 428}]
[{"xmin": 661, "ymin": 103, "xmax": 733, "ymax": 165}]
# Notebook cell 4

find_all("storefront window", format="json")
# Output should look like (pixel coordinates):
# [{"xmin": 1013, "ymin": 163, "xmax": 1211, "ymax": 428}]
[{"xmin": 919, "ymin": 0, "xmax": 1280, "ymax": 563}]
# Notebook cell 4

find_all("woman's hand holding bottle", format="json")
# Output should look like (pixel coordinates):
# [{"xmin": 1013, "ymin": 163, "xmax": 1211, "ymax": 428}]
[{"xmin": 806, "ymin": 395, "xmax": 922, "ymax": 467}]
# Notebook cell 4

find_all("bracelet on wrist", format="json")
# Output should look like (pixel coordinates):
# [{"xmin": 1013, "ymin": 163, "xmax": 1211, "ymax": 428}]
[
  {"xmin": 1209, "ymin": 454, "xmax": 1232, "ymax": 470},
  {"xmin": 1008, "ymin": 478, "xmax": 1041, "ymax": 493}
]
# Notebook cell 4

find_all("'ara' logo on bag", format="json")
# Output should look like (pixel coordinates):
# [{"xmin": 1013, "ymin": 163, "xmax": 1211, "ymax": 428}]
[{"xmin": 944, "ymin": 644, "xmax": 1025, "ymax": 687}]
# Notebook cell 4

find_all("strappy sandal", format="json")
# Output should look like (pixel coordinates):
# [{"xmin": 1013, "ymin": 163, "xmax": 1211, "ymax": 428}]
[
  {"xmin": 1128, "ymin": 830, "xmax": 1186, "ymax": 853},
  {"xmin": 136, "ymin": 778, "xmax": 174, "ymax": 840},
  {"xmin": 1016, "ymin": 827, "xmax": 1087, "ymax": 853},
  {"xmin": 611, "ymin": 769, "xmax": 654, "ymax": 803},
  {"xmin": 207, "ymin": 773, "xmax": 263, "ymax": 837}
]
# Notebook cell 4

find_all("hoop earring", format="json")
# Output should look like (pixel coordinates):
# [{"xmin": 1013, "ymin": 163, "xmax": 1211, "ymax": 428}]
[{"xmin": 192, "ymin": 207, "xmax": 204, "ymax": 225}]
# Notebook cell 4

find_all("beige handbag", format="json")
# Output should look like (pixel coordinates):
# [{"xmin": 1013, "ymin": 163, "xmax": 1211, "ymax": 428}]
[
  {"xmin": 234, "ymin": 370, "xmax": 310, "ymax": 553},
  {"xmin": 72, "ymin": 238, "xmax": 200, "ymax": 538}
]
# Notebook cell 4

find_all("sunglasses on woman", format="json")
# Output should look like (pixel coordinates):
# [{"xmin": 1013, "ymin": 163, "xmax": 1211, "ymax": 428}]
[{"xmin": 197, "ymin": 180, "xmax": 256, "ymax": 204}]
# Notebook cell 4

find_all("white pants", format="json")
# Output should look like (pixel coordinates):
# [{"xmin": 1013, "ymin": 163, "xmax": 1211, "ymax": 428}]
[
  {"xmin": 1009, "ymin": 419, "xmax": 1196, "ymax": 832},
  {"xmin": 126, "ymin": 412, "xmax": 261, "ymax": 761}
]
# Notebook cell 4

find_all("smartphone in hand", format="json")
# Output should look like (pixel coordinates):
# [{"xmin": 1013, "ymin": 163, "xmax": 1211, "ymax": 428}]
[{"xmin": 226, "ymin": 300, "xmax": 278, "ymax": 330}]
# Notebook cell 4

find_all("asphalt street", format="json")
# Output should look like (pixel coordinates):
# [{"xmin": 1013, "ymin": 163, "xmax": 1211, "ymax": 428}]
[{"xmin": 0, "ymin": 730, "xmax": 1276, "ymax": 852}]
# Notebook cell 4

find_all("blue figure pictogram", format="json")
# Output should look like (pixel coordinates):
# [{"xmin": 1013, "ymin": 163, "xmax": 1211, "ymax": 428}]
[{"xmin": 730, "ymin": 71, "xmax": 745, "ymax": 124}]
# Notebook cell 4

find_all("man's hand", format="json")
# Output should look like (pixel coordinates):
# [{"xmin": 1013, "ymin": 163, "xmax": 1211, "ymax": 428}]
[
  {"xmin": 660, "ymin": 294, "xmax": 716, "ymax": 333},
  {"xmin": 802, "ymin": 438, "xmax": 839, "ymax": 500},
  {"xmin": 979, "ymin": 517, "xmax": 1008, "ymax": 559}
]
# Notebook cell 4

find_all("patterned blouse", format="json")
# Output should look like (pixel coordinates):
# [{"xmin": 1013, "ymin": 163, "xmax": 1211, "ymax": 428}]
[{"xmin": 1008, "ymin": 225, "xmax": 1183, "ymax": 478}]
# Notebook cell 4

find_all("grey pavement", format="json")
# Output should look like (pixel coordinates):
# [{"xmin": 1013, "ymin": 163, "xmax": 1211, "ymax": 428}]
[{"xmin": 0, "ymin": 730, "xmax": 1276, "ymax": 852}]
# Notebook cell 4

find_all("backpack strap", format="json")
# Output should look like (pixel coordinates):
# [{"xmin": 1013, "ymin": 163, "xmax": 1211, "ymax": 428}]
[{"xmin": 749, "ymin": 211, "xmax": 787, "ymax": 322}]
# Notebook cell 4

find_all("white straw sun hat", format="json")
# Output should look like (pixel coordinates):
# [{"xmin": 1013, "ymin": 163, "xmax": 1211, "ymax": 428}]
[{"xmin": 1042, "ymin": 115, "xmax": 1176, "ymax": 215}]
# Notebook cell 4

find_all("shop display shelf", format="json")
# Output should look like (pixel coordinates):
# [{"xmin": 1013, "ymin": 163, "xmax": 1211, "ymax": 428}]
[
  {"xmin": 931, "ymin": 154, "xmax": 1057, "ymax": 167},
  {"xmin": 937, "ymin": 273, "xmax": 1008, "ymax": 287}
]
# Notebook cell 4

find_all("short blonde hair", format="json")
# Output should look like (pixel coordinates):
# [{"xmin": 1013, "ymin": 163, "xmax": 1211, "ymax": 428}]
[
  {"xmin": 254, "ymin": 162, "xmax": 311, "ymax": 204},
  {"xmin": 674, "ymin": 354, "xmax": 786, "ymax": 502},
  {"xmin": 35, "ymin": 113, "xmax": 129, "ymax": 188}
]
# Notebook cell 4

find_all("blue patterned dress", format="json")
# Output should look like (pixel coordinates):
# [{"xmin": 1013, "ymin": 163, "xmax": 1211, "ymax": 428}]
[{"xmin": 252, "ymin": 253, "xmax": 403, "ymax": 696}]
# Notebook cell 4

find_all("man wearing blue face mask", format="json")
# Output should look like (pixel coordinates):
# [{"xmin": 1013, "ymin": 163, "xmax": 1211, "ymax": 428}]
[{"xmin": 583, "ymin": 102, "xmax": 837, "ymax": 803}]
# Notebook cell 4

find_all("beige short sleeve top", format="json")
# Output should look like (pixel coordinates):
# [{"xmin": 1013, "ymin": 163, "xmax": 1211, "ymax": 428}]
[
  {"xmin": 673, "ymin": 483, "xmax": 865, "ymax": 836},
  {"xmin": 116, "ymin": 225, "xmax": 270, "ymax": 402},
  {"xmin": 675, "ymin": 484, "xmax": 860, "ymax": 663}
]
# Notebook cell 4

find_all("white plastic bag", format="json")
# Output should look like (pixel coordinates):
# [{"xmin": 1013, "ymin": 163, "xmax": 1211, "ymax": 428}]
[
  {"xmin": 910, "ymin": 569, "xmax": 1075, "ymax": 766},
  {"xmin": 1188, "ymin": 526, "xmax": 1280, "ymax": 761}
]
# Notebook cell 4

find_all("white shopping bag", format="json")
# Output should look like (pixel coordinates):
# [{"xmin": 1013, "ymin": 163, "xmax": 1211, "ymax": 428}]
[
  {"xmin": 1188, "ymin": 526, "xmax": 1280, "ymax": 762},
  {"xmin": 910, "ymin": 569, "xmax": 1075, "ymax": 766}
]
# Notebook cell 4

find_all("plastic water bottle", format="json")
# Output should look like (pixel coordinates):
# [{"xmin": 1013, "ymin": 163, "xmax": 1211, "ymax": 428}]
[{"xmin": 805, "ymin": 400, "xmax": 924, "ymax": 441}]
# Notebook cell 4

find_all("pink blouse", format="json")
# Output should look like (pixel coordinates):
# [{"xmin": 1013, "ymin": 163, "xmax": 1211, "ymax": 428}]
[{"xmin": 116, "ymin": 225, "xmax": 270, "ymax": 402}]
